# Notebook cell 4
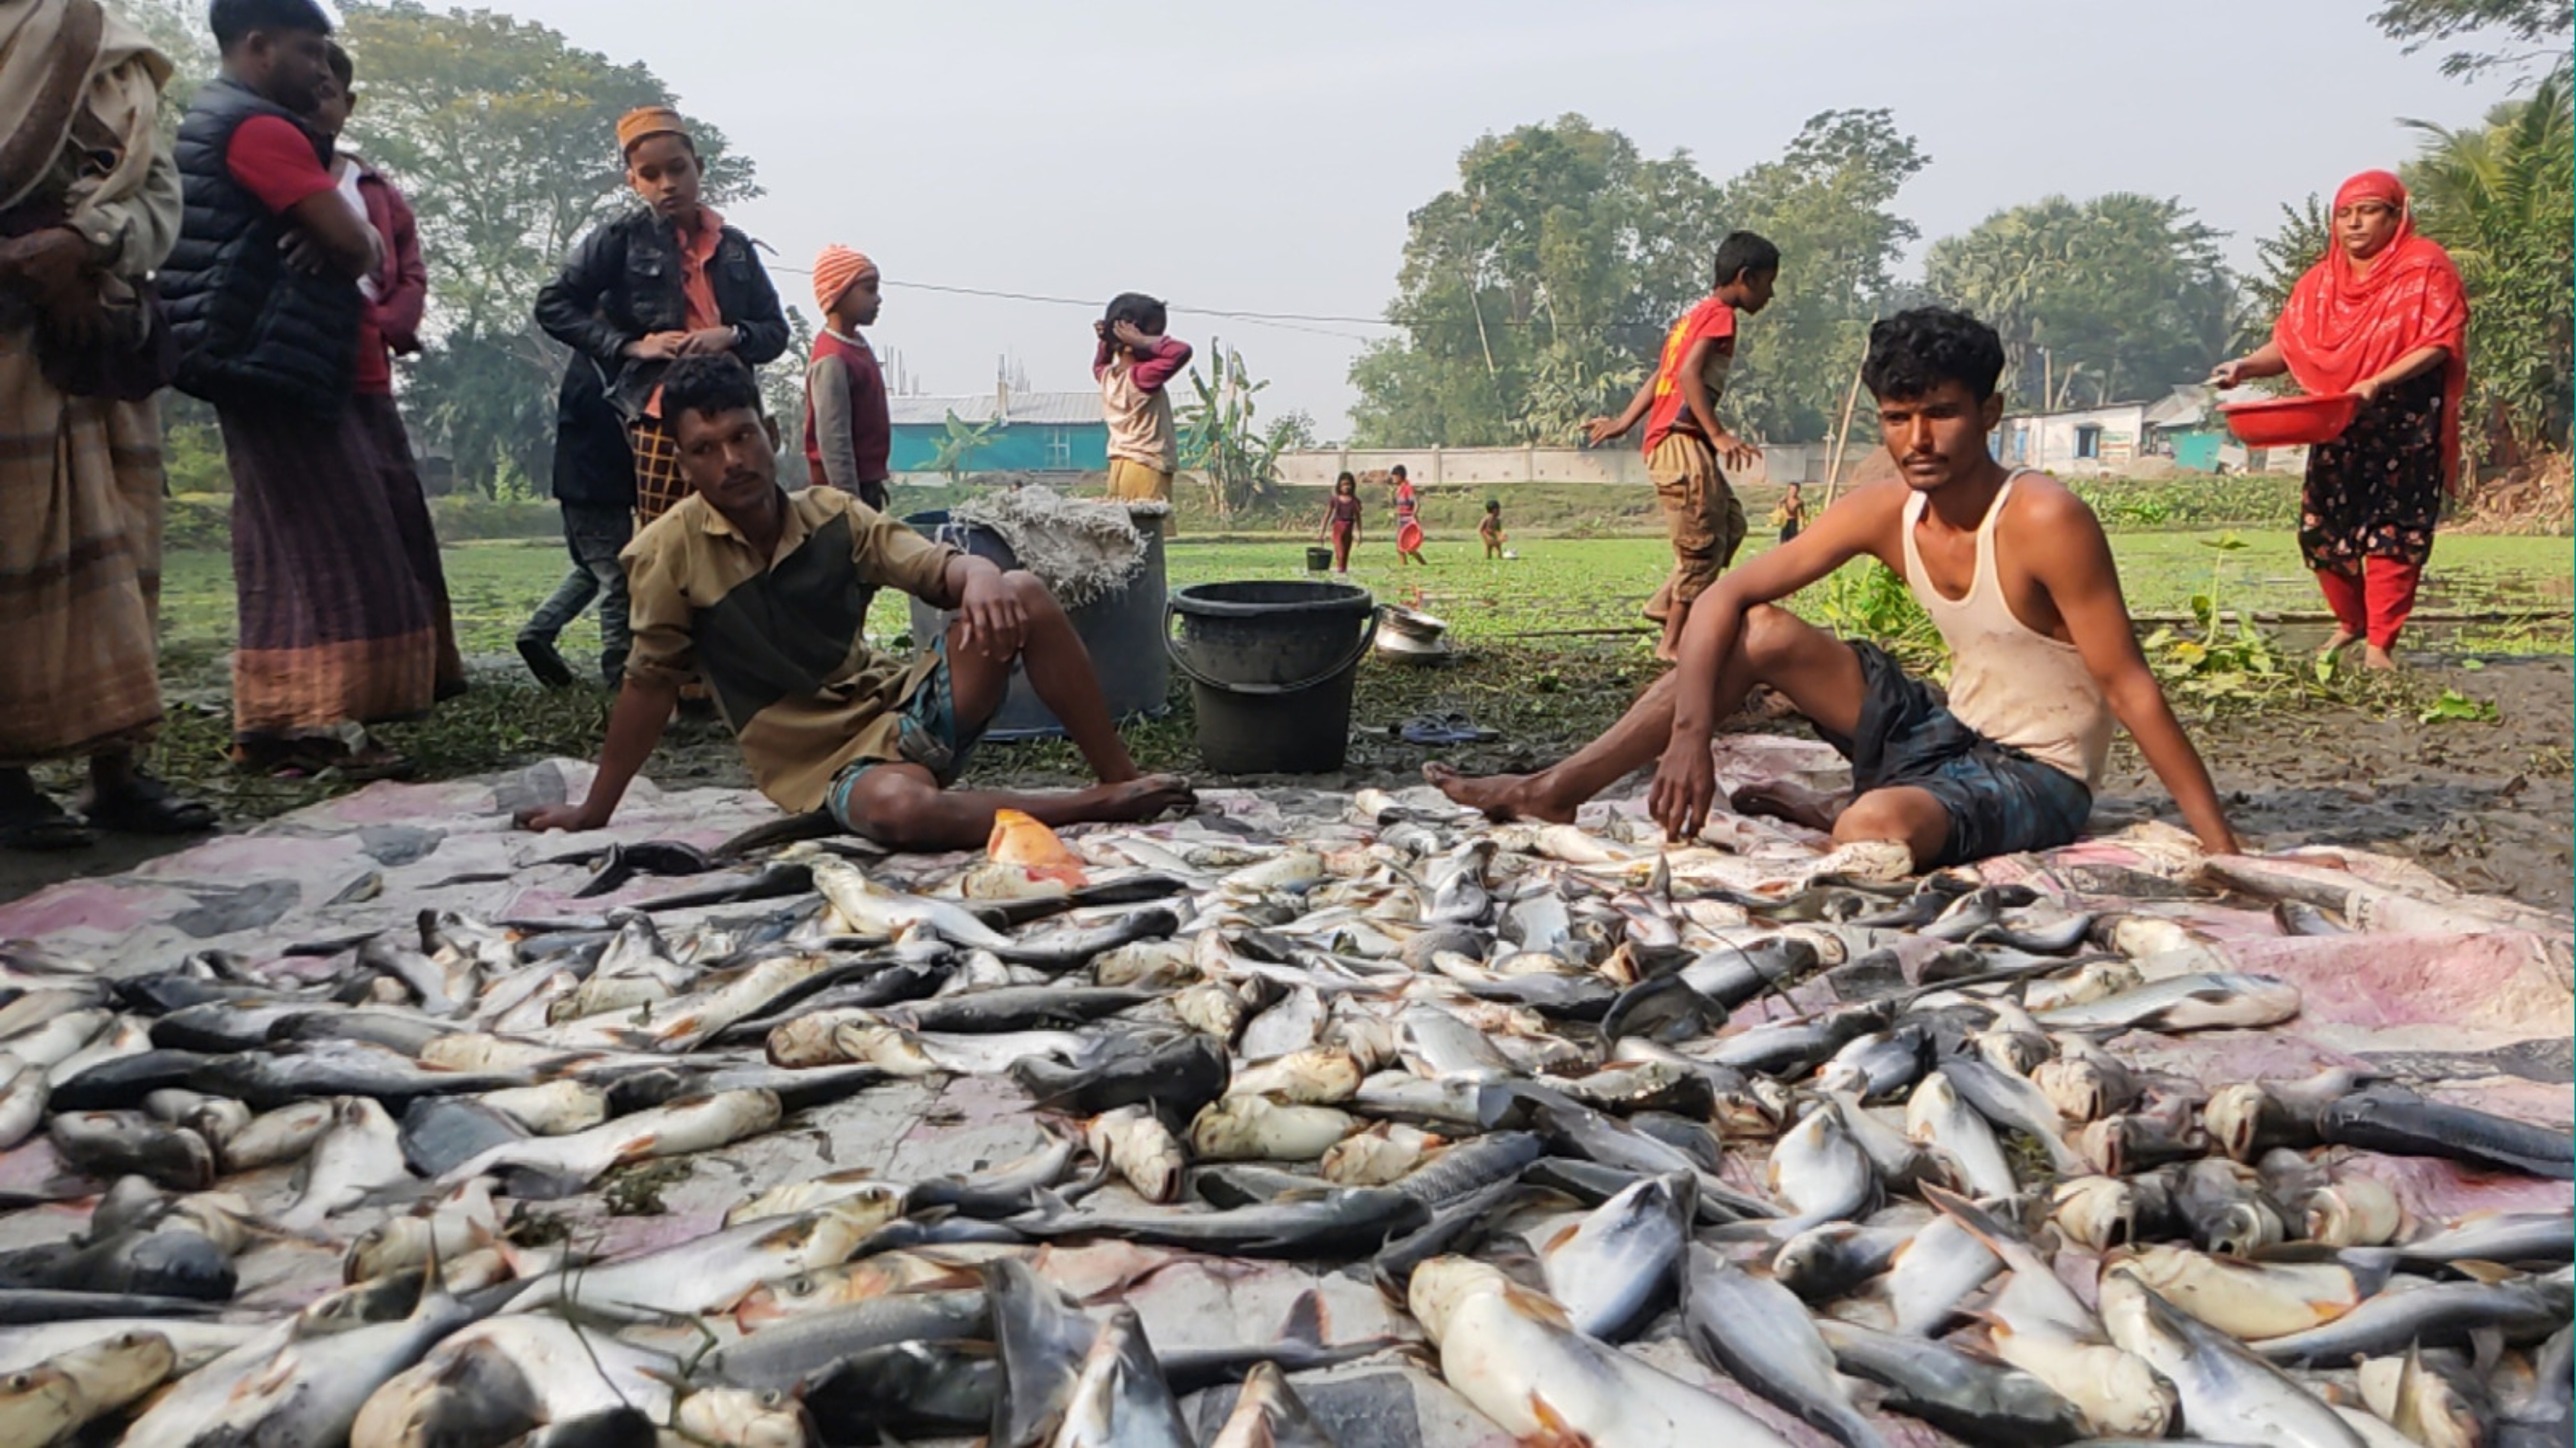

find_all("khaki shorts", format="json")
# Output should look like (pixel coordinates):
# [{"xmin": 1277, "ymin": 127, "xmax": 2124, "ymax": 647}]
[
  {"xmin": 1643, "ymin": 431, "xmax": 1746, "ymax": 624},
  {"xmin": 1107, "ymin": 458, "xmax": 1175, "ymax": 537}
]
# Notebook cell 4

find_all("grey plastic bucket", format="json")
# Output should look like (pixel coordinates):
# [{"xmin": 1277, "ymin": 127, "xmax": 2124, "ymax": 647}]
[
  {"xmin": 902, "ymin": 506, "xmax": 1170, "ymax": 740},
  {"xmin": 1165, "ymin": 580, "xmax": 1378, "ymax": 774}
]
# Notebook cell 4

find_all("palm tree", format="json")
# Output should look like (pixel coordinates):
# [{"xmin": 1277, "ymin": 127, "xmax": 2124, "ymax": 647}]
[{"xmin": 2404, "ymin": 74, "xmax": 2575, "ymax": 459}]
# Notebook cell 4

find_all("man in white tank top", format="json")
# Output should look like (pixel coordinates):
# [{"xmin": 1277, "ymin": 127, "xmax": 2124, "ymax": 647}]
[{"xmin": 1430, "ymin": 308, "xmax": 2238, "ymax": 870}]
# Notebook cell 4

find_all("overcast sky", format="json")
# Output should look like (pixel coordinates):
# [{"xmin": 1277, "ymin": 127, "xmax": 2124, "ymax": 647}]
[{"xmin": 494, "ymin": 0, "xmax": 2523, "ymax": 438}]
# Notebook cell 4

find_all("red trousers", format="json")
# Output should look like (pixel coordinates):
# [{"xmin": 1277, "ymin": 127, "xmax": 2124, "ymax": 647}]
[
  {"xmin": 2316, "ymin": 559, "xmax": 2422, "ymax": 650},
  {"xmin": 1329, "ymin": 522, "xmax": 1354, "ymax": 571}
]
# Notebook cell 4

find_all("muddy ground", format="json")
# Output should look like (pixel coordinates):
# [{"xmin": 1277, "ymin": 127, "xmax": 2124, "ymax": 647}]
[{"xmin": 7, "ymin": 652, "xmax": 2565, "ymax": 916}]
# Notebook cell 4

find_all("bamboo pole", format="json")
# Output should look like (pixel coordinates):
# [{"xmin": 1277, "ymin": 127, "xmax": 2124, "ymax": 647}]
[{"xmin": 1821, "ymin": 356, "xmax": 1867, "ymax": 507}]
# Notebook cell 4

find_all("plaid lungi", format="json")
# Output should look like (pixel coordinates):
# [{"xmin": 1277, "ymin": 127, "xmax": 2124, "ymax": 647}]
[
  {"xmin": 630, "ymin": 419, "xmax": 689, "ymax": 525},
  {"xmin": 0, "ymin": 330, "xmax": 165, "ymax": 764}
]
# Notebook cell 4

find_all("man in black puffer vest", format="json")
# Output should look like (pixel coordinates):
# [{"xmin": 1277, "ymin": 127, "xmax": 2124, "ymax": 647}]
[
  {"xmin": 161, "ymin": 0, "xmax": 371, "ymax": 413},
  {"xmin": 163, "ymin": 0, "xmax": 457, "ymax": 779}
]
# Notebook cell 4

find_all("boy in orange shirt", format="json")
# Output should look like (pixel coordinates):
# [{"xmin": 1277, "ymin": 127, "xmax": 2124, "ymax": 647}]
[{"xmin": 1588, "ymin": 231, "xmax": 1779, "ymax": 660}]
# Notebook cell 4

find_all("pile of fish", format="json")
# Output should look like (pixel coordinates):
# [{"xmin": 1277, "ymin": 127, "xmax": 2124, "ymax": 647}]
[{"xmin": 0, "ymin": 790, "xmax": 2568, "ymax": 1448}]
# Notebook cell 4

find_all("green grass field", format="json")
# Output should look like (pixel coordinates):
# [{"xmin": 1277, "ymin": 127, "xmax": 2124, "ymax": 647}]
[
  {"xmin": 151, "ymin": 528, "xmax": 2576, "ymax": 675},
  {"xmin": 100, "ymin": 525, "xmax": 2563, "ymax": 827}
]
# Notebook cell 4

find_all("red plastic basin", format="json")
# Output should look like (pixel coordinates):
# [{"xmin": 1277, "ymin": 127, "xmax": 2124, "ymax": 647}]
[{"xmin": 2220, "ymin": 392, "xmax": 2360, "ymax": 447}]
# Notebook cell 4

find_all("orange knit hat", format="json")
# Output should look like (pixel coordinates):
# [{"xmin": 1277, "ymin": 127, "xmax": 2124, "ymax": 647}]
[
  {"xmin": 616, "ymin": 106, "xmax": 687, "ymax": 156},
  {"xmin": 812, "ymin": 245, "xmax": 878, "ymax": 314}
]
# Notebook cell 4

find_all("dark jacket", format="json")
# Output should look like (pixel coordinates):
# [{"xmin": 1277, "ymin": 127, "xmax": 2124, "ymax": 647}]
[
  {"xmin": 532, "ymin": 207, "xmax": 788, "ymax": 423},
  {"xmin": 549, "ymin": 354, "xmax": 636, "ymax": 506},
  {"xmin": 161, "ymin": 78, "xmax": 361, "ymax": 414}
]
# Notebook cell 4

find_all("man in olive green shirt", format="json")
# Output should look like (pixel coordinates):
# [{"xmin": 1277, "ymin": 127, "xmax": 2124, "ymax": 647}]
[{"xmin": 518, "ymin": 354, "xmax": 1192, "ymax": 848}]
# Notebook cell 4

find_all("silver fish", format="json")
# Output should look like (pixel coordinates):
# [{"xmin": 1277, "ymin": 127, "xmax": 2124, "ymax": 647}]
[
  {"xmin": 1684, "ymin": 1245, "xmax": 1889, "ymax": 1448},
  {"xmin": 1409, "ymin": 1256, "xmax": 1797, "ymax": 1448},
  {"xmin": 2386, "ymin": 1209, "xmax": 2572, "ymax": 1268},
  {"xmin": 0, "ymin": 1059, "xmax": 47, "ymax": 1150},
  {"xmin": 1240, "ymin": 987, "xmax": 1328, "ymax": 1062},
  {"xmin": 443, "ymin": 1087, "xmax": 782, "ymax": 1191},
  {"xmin": 1394, "ymin": 1003, "xmax": 1513, "ymax": 1080},
  {"xmin": 278, "ymin": 1097, "xmax": 411, "ymax": 1232},
  {"xmin": 814, "ymin": 857, "xmax": 1013, "ymax": 948},
  {"xmin": 1905, "ymin": 1072, "xmax": 2017, "ymax": 1200},
  {"xmin": 507, "ymin": 1198, "xmax": 894, "ymax": 1319},
  {"xmin": 1883, "ymin": 1212, "xmax": 2005, "ymax": 1336},
  {"xmin": 1539, "ymin": 1173, "xmax": 1694, "ymax": 1342},
  {"xmin": 1050, "ymin": 1307, "xmax": 1191, "ymax": 1448},
  {"xmin": 1767, "ymin": 1104, "xmax": 1879, "ymax": 1236},
  {"xmin": 2099, "ymin": 1265, "xmax": 2362, "ymax": 1448},
  {"xmin": 1771, "ymin": 1221, "xmax": 1915, "ymax": 1303},
  {"xmin": 0, "ymin": 1329, "xmax": 177, "ymax": 1448},
  {"xmin": 219, "ymin": 1099, "xmax": 339, "ymax": 1174},
  {"xmin": 2034, "ymin": 971, "xmax": 2300, "ymax": 1033},
  {"xmin": 1817, "ymin": 1318, "xmax": 2087, "ymax": 1447},
  {"xmin": 2253, "ymin": 1267, "xmax": 2575, "ymax": 1365},
  {"xmin": 2121, "ymin": 1244, "xmax": 2365, "ymax": 1339},
  {"xmin": 1940, "ymin": 1056, "xmax": 2085, "ymax": 1177},
  {"xmin": 192, "ymin": 1272, "xmax": 478, "ymax": 1448}
]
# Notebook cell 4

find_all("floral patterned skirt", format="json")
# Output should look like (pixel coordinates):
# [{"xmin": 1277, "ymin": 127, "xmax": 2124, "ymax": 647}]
[{"xmin": 2297, "ymin": 367, "xmax": 2444, "ymax": 573}]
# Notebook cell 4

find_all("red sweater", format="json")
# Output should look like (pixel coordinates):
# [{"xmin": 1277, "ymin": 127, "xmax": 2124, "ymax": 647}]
[
  {"xmin": 803, "ymin": 328, "xmax": 891, "ymax": 491},
  {"xmin": 351, "ymin": 164, "xmax": 426, "ymax": 396}
]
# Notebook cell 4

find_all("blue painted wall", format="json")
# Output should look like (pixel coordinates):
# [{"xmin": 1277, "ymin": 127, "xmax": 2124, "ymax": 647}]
[{"xmin": 889, "ymin": 424, "xmax": 1110, "ymax": 473}]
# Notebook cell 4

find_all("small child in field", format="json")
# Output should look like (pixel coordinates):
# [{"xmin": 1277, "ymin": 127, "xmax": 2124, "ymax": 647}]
[
  {"xmin": 1773, "ymin": 482, "xmax": 1808, "ymax": 544},
  {"xmin": 1320, "ymin": 472, "xmax": 1363, "ymax": 573},
  {"xmin": 1392, "ymin": 465, "xmax": 1426, "ymax": 566},
  {"xmin": 1480, "ymin": 499, "xmax": 1505, "ymax": 559}
]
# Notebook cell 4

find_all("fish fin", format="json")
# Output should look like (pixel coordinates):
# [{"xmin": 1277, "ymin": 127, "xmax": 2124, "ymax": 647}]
[
  {"xmin": 1281, "ymin": 1289, "xmax": 1329, "ymax": 1346},
  {"xmin": 1499, "ymin": 1280, "xmax": 1573, "ymax": 1331},
  {"xmin": 1540, "ymin": 1222, "xmax": 1582, "ymax": 1254},
  {"xmin": 1919, "ymin": 1181, "xmax": 2020, "ymax": 1253},
  {"xmin": 2467, "ymin": 1326, "xmax": 2506, "ymax": 1378},
  {"xmin": 2449, "ymin": 1259, "xmax": 2519, "ymax": 1285},
  {"xmin": 1525, "ymin": 1396, "xmax": 1597, "ymax": 1448}
]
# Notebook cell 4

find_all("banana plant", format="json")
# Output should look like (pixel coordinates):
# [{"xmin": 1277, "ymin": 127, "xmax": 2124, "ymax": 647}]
[
  {"xmin": 926, "ymin": 410, "xmax": 1000, "ymax": 486},
  {"xmin": 1177, "ymin": 343, "xmax": 1291, "ymax": 518}
]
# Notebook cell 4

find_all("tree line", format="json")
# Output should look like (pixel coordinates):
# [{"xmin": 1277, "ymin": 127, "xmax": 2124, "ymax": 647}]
[
  {"xmin": 122, "ymin": 0, "xmax": 2568, "ymax": 496},
  {"xmin": 1351, "ymin": 1, "xmax": 2572, "ymax": 473}
]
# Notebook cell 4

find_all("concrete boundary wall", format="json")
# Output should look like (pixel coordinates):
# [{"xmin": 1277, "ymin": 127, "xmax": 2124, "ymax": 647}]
[{"xmin": 1275, "ymin": 443, "xmax": 1839, "ymax": 489}]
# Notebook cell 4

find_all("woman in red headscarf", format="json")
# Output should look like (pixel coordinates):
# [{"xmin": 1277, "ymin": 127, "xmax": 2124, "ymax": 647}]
[{"xmin": 2212, "ymin": 170, "xmax": 2468, "ymax": 670}]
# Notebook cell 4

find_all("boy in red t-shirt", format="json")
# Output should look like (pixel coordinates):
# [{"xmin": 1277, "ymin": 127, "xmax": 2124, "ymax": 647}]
[{"xmin": 1587, "ymin": 232, "xmax": 1780, "ymax": 660}]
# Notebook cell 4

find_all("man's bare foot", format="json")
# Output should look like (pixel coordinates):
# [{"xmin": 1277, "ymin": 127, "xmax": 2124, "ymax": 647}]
[
  {"xmin": 2362, "ymin": 643, "xmax": 2399, "ymax": 672},
  {"xmin": 1423, "ymin": 761, "xmax": 1577, "ymax": 824},
  {"xmin": 1730, "ymin": 780, "xmax": 1841, "ymax": 831},
  {"xmin": 2319, "ymin": 628, "xmax": 2358, "ymax": 659},
  {"xmin": 1095, "ymin": 773, "xmax": 1197, "ymax": 822}
]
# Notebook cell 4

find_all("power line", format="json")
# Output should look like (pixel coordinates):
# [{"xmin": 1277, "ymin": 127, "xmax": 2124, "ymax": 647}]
[
  {"xmin": 767, "ymin": 266, "xmax": 1394, "ymax": 342},
  {"xmin": 770, "ymin": 266, "xmax": 1689, "ymax": 343}
]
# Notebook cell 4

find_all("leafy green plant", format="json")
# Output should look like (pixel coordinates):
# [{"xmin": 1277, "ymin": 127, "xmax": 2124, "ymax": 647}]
[
  {"xmin": 2420, "ymin": 687, "xmax": 2501, "ymax": 723},
  {"xmin": 2075, "ymin": 477, "xmax": 2304, "ymax": 530},
  {"xmin": 925, "ymin": 410, "xmax": 1000, "ymax": 486},
  {"xmin": 2138, "ymin": 532, "xmax": 2311, "ymax": 707},
  {"xmin": 1179, "ymin": 344, "xmax": 1298, "ymax": 518},
  {"xmin": 1806, "ymin": 561, "xmax": 1945, "ymax": 674}
]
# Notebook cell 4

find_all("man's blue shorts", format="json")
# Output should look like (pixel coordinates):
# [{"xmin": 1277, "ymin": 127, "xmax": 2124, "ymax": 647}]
[
  {"xmin": 824, "ymin": 641, "xmax": 988, "ymax": 834},
  {"xmin": 1814, "ymin": 641, "xmax": 2094, "ymax": 868}
]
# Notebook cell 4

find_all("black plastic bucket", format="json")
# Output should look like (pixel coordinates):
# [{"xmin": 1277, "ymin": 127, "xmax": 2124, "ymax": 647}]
[
  {"xmin": 1166, "ymin": 581, "xmax": 1378, "ymax": 773},
  {"xmin": 1305, "ymin": 545, "xmax": 1334, "ymax": 573}
]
